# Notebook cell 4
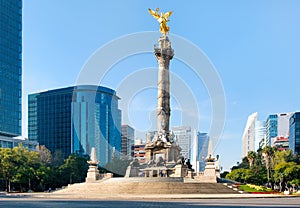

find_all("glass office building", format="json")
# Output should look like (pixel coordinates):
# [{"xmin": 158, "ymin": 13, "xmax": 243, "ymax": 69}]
[
  {"xmin": 71, "ymin": 85, "xmax": 121, "ymax": 165},
  {"xmin": 266, "ymin": 114, "xmax": 278, "ymax": 146},
  {"xmin": 190, "ymin": 130, "xmax": 209, "ymax": 172},
  {"xmin": 0, "ymin": 0, "xmax": 22, "ymax": 135},
  {"xmin": 28, "ymin": 87, "xmax": 74, "ymax": 159},
  {"xmin": 28, "ymin": 85, "xmax": 121, "ymax": 164},
  {"xmin": 289, "ymin": 112, "xmax": 300, "ymax": 155},
  {"xmin": 172, "ymin": 126, "xmax": 191, "ymax": 159},
  {"xmin": 121, "ymin": 124, "xmax": 134, "ymax": 158}
]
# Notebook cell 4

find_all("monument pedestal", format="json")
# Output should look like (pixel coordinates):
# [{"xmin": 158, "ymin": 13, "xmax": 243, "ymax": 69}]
[
  {"xmin": 85, "ymin": 147, "xmax": 100, "ymax": 183},
  {"xmin": 86, "ymin": 164, "xmax": 100, "ymax": 183},
  {"xmin": 144, "ymin": 141, "xmax": 181, "ymax": 164},
  {"xmin": 173, "ymin": 164, "xmax": 187, "ymax": 177},
  {"xmin": 202, "ymin": 161, "xmax": 217, "ymax": 183}
]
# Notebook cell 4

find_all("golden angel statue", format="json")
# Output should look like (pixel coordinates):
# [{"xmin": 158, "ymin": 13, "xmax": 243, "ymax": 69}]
[{"xmin": 148, "ymin": 8, "xmax": 173, "ymax": 35}]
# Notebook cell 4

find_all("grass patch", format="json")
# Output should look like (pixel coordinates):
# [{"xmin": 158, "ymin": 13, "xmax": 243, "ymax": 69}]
[
  {"xmin": 238, "ymin": 185, "xmax": 261, "ymax": 192},
  {"xmin": 238, "ymin": 184, "xmax": 273, "ymax": 193}
]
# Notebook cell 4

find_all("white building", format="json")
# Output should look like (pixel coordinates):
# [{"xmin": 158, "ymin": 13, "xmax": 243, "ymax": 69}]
[
  {"xmin": 277, "ymin": 113, "xmax": 293, "ymax": 138},
  {"xmin": 242, "ymin": 112, "xmax": 258, "ymax": 158}
]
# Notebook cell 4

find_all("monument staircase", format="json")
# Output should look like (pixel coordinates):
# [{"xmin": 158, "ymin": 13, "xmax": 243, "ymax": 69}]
[{"xmin": 55, "ymin": 177, "xmax": 239, "ymax": 195}]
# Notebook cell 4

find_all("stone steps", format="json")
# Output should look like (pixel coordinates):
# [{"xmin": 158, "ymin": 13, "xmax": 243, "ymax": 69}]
[{"xmin": 55, "ymin": 178, "xmax": 238, "ymax": 195}]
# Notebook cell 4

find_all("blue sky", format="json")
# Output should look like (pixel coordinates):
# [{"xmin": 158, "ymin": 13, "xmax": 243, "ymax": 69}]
[{"xmin": 22, "ymin": 0, "xmax": 300, "ymax": 171}]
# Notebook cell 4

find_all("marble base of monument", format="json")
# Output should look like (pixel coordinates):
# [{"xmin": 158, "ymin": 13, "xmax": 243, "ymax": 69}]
[
  {"xmin": 173, "ymin": 164, "xmax": 188, "ymax": 177},
  {"xmin": 193, "ymin": 161, "xmax": 217, "ymax": 183},
  {"xmin": 85, "ymin": 165, "xmax": 101, "ymax": 183},
  {"xmin": 142, "ymin": 166, "xmax": 172, "ymax": 177}
]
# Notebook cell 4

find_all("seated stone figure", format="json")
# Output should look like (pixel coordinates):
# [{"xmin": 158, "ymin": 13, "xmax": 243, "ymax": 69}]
[
  {"xmin": 176, "ymin": 156, "xmax": 185, "ymax": 165},
  {"xmin": 185, "ymin": 159, "xmax": 194, "ymax": 172},
  {"xmin": 129, "ymin": 158, "xmax": 139, "ymax": 167},
  {"xmin": 155, "ymin": 156, "xmax": 166, "ymax": 167}
]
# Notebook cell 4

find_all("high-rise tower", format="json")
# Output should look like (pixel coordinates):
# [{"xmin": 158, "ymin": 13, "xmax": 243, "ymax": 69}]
[{"xmin": 0, "ymin": 0, "xmax": 22, "ymax": 135}]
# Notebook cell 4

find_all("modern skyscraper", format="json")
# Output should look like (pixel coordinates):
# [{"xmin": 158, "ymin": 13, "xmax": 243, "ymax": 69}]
[
  {"xmin": 198, "ymin": 132, "xmax": 209, "ymax": 171},
  {"xmin": 172, "ymin": 126, "xmax": 191, "ymax": 159},
  {"xmin": 28, "ymin": 85, "xmax": 121, "ymax": 165},
  {"xmin": 72, "ymin": 85, "xmax": 121, "ymax": 165},
  {"xmin": 266, "ymin": 113, "xmax": 292, "ymax": 146},
  {"xmin": 121, "ymin": 124, "xmax": 134, "ymax": 158},
  {"xmin": 0, "ymin": 0, "xmax": 22, "ymax": 136},
  {"xmin": 266, "ymin": 114, "xmax": 278, "ymax": 146},
  {"xmin": 190, "ymin": 130, "xmax": 209, "ymax": 172},
  {"xmin": 289, "ymin": 112, "xmax": 300, "ymax": 155},
  {"xmin": 28, "ymin": 87, "xmax": 73, "ymax": 158}
]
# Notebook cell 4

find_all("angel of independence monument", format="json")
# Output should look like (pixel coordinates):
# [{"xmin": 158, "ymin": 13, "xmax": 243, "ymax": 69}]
[
  {"xmin": 141, "ymin": 8, "xmax": 182, "ymax": 177},
  {"xmin": 55, "ymin": 10, "xmax": 231, "ymax": 196}
]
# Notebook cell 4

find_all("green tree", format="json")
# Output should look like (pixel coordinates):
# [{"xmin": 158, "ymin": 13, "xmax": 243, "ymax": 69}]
[
  {"xmin": 247, "ymin": 151, "xmax": 256, "ymax": 168},
  {"xmin": 225, "ymin": 168, "xmax": 247, "ymax": 183},
  {"xmin": 12, "ymin": 145, "xmax": 41, "ymax": 191},
  {"xmin": 35, "ymin": 164, "xmax": 56, "ymax": 191},
  {"xmin": 0, "ymin": 148, "xmax": 17, "ymax": 192},
  {"xmin": 273, "ymin": 162, "xmax": 300, "ymax": 192},
  {"xmin": 59, "ymin": 154, "xmax": 89, "ymax": 184},
  {"xmin": 273, "ymin": 149, "xmax": 293, "ymax": 167},
  {"xmin": 220, "ymin": 171, "xmax": 229, "ymax": 178},
  {"xmin": 262, "ymin": 146, "xmax": 275, "ymax": 181}
]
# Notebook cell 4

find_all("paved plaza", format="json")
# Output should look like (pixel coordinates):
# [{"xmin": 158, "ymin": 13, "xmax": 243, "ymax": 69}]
[{"xmin": 1, "ymin": 193, "xmax": 300, "ymax": 208}]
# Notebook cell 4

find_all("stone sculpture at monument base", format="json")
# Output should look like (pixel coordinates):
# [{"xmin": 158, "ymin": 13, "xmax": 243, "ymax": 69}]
[{"xmin": 85, "ymin": 147, "xmax": 101, "ymax": 183}]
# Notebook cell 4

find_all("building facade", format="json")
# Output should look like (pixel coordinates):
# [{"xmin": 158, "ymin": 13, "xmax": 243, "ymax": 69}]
[
  {"xmin": 277, "ymin": 113, "xmax": 292, "ymax": 137},
  {"xmin": 0, "ymin": 0, "xmax": 22, "ymax": 135},
  {"xmin": 266, "ymin": 113, "xmax": 292, "ymax": 146},
  {"xmin": 0, "ymin": 132, "xmax": 38, "ymax": 151},
  {"xmin": 133, "ymin": 140, "xmax": 146, "ymax": 163},
  {"xmin": 242, "ymin": 112, "xmax": 258, "ymax": 158},
  {"xmin": 172, "ymin": 126, "xmax": 191, "ymax": 159},
  {"xmin": 190, "ymin": 130, "xmax": 209, "ymax": 172},
  {"xmin": 272, "ymin": 136, "xmax": 289, "ymax": 151},
  {"xmin": 254, "ymin": 120, "xmax": 266, "ymax": 151},
  {"xmin": 28, "ymin": 85, "xmax": 121, "ymax": 165},
  {"xmin": 121, "ymin": 124, "xmax": 134, "ymax": 158},
  {"xmin": 28, "ymin": 87, "xmax": 73, "ymax": 159},
  {"xmin": 289, "ymin": 112, "xmax": 300, "ymax": 155},
  {"xmin": 266, "ymin": 114, "xmax": 278, "ymax": 146}
]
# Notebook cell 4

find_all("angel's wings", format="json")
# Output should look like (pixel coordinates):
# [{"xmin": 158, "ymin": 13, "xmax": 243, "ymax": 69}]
[
  {"xmin": 164, "ymin": 11, "xmax": 173, "ymax": 20},
  {"xmin": 148, "ymin": 8, "xmax": 160, "ymax": 20}
]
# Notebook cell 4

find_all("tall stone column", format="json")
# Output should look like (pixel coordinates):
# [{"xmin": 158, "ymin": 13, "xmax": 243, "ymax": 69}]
[{"xmin": 154, "ymin": 35, "xmax": 174, "ymax": 142}]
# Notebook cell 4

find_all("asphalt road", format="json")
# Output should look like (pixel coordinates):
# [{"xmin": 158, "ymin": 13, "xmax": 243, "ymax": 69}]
[{"xmin": 1, "ymin": 197, "xmax": 300, "ymax": 208}]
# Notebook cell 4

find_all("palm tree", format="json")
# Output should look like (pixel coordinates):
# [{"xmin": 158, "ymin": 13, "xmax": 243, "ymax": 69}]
[
  {"xmin": 262, "ymin": 146, "xmax": 275, "ymax": 181},
  {"xmin": 247, "ymin": 151, "xmax": 256, "ymax": 168}
]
